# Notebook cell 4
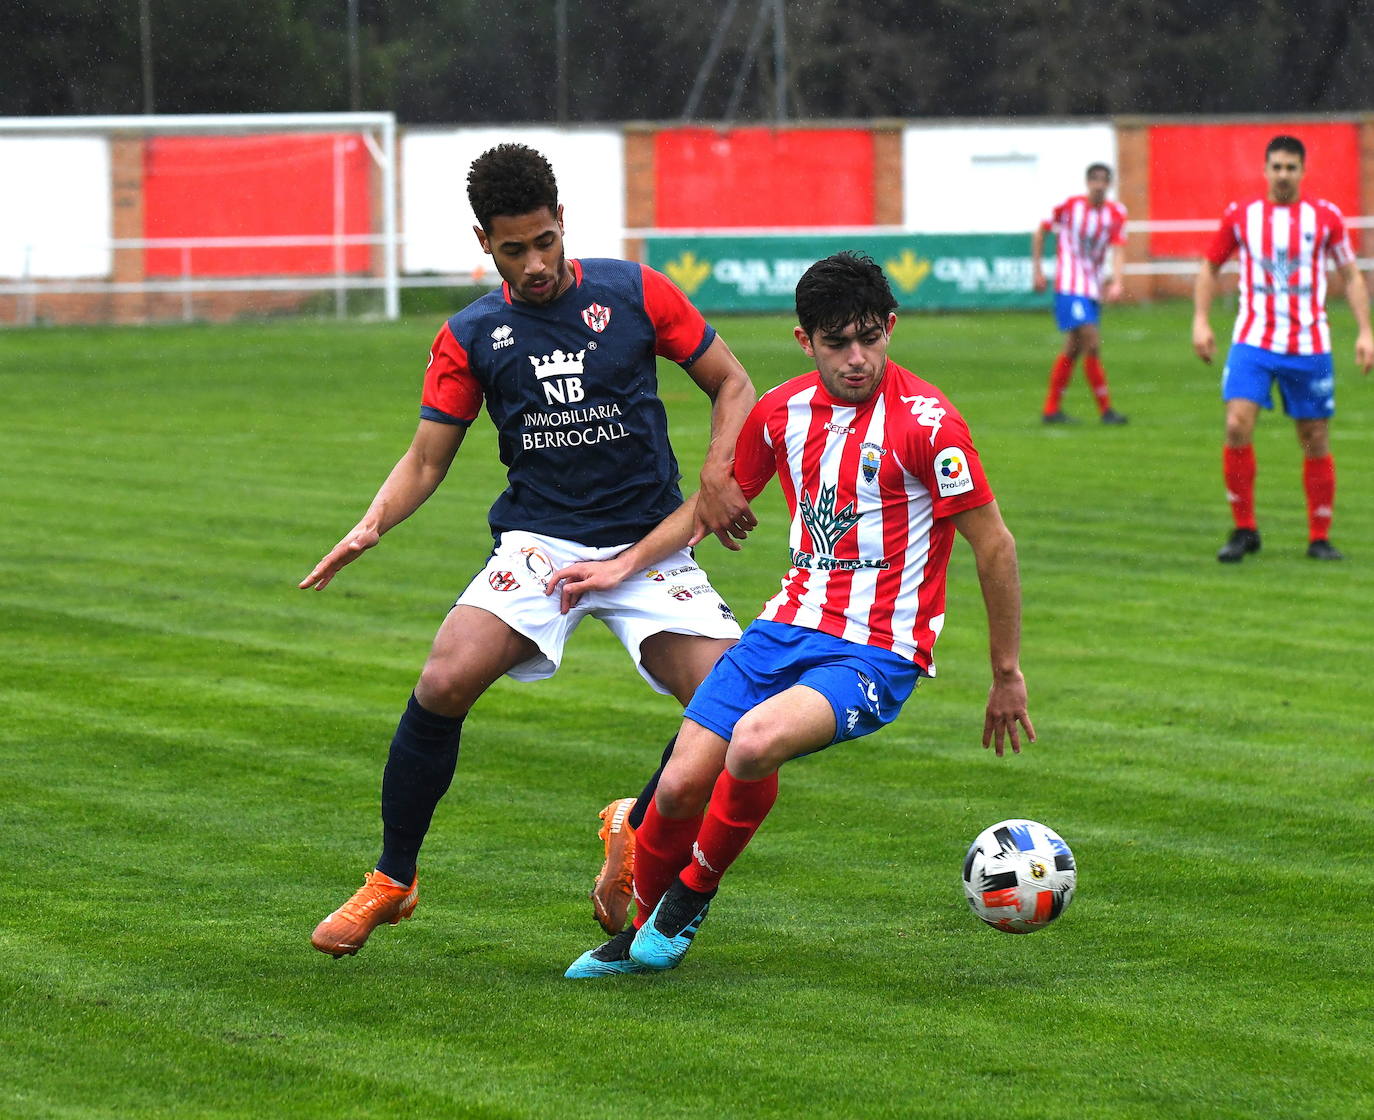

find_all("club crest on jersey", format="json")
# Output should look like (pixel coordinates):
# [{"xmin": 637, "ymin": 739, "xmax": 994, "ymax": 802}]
[
  {"xmin": 860, "ymin": 442, "xmax": 887, "ymax": 483},
  {"xmin": 934, "ymin": 447, "xmax": 974, "ymax": 497},
  {"xmin": 581, "ymin": 303, "xmax": 611, "ymax": 333}
]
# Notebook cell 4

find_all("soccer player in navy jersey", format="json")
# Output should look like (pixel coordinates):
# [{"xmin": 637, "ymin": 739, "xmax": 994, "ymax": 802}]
[
  {"xmin": 1193, "ymin": 135, "xmax": 1372, "ymax": 563},
  {"xmin": 302, "ymin": 144, "xmax": 758, "ymax": 957},
  {"xmin": 552, "ymin": 253, "xmax": 1032, "ymax": 977}
]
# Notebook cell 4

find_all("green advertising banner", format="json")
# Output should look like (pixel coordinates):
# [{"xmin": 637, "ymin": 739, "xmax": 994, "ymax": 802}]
[{"xmin": 645, "ymin": 234, "xmax": 1053, "ymax": 313}]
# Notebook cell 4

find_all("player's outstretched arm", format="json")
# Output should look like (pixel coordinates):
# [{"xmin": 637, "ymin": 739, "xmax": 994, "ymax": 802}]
[
  {"xmin": 1192, "ymin": 260, "xmax": 1221, "ymax": 363},
  {"xmin": 545, "ymin": 495, "xmax": 702, "ymax": 614},
  {"xmin": 1338, "ymin": 261, "xmax": 1373, "ymax": 375},
  {"xmin": 299, "ymin": 420, "xmax": 466, "ymax": 590},
  {"xmin": 683, "ymin": 335, "xmax": 758, "ymax": 550},
  {"xmin": 951, "ymin": 500, "xmax": 1034, "ymax": 758},
  {"xmin": 1030, "ymin": 226, "xmax": 1048, "ymax": 293}
]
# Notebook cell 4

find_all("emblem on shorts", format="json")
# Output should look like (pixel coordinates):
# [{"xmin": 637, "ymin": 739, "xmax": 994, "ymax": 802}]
[
  {"xmin": 668, "ymin": 585, "xmax": 693, "ymax": 601},
  {"xmin": 718, "ymin": 602, "xmax": 736, "ymax": 621},
  {"xmin": 489, "ymin": 571, "xmax": 519, "ymax": 592},
  {"xmin": 860, "ymin": 442, "xmax": 887, "ymax": 484},
  {"xmin": 582, "ymin": 303, "xmax": 611, "ymax": 333},
  {"xmin": 520, "ymin": 546, "xmax": 554, "ymax": 589},
  {"xmin": 844, "ymin": 707, "xmax": 861, "ymax": 735},
  {"xmin": 644, "ymin": 569, "xmax": 665, "ymax": 582}
]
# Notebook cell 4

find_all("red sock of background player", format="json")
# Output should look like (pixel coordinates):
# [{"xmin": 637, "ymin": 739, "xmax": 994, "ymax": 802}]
[
  {"xmin": 1303, "ymin": 455, "xmax": 1335, "ymax": 542},
  {"xmin": 678, "ymin": 769, "xmax": 779, "ymax": 894},
  {"xmin": 1223, "ymin": 445, "xmax": 1257, "ymax": 530},
  {"xmin": 1083, "ymin": 355, "xmax": 1112, "ymax": 413},
  {"xmin": 630, "ymin": 798, "xmax": 702, "ymax": 930},
  {"xmin": 1042, "ymin": 354, "xmax": 1073, "ymax": 415}
]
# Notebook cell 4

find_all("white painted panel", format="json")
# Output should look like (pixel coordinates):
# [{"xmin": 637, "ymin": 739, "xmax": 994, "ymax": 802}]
[
  {"xmin": 402, "ymin": 128, "xmax": 625, "ymax": 276},
  {"xmin": 902, "ymin": 123, "xmax": 1119, "ymax": 232},
  {"xmin": 0, "ymin": 138, "xmax": 112, "ymax": 277}
]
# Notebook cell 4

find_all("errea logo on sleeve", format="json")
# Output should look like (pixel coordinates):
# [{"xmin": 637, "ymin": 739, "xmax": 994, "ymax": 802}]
[{"xmin": 934, "ymin": 447, "xmax": 974, "ymax": 496}]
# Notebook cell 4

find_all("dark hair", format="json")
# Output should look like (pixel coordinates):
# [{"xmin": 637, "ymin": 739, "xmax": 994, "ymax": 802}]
[
  {"xmin": 1265, "ymin": 135, "xmax": 1305, "ymax": 162},
  {"xmin": 795, "ymin": 252, "xmax": 898, "ymax": 337},
  {"xmin": 467, "ymin": 144, "xmax": 559, "ymax": 231},
  {"xmin": 1086, "ymin": 162, "xmax": 1112, "ymax": 180}
]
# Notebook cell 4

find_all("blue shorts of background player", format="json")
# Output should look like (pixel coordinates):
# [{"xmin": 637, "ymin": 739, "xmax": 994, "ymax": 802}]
[
  {"xmin": 1054, "ymin": 292, "xmax": 1101, "ymax": 332},
  {"xmin": 1222, "ymin": 342, "xmax": 1335, "ymax": 419},
  {"xmin": 684, "ymin": 618, "xmax": 923, "ymax": 750}
]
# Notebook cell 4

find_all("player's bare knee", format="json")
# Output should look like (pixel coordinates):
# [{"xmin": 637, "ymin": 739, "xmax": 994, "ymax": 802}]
[
  {"xmin": 414, "ymin": 662, "xmax": 477, "ymax": 717},
  {"xmin": 653, "ymin": 769, "xmax": 712, "ymax": 818},
  {"xmin": 725, "ymin": 718, "xmax": 786, "ymax": 779}
]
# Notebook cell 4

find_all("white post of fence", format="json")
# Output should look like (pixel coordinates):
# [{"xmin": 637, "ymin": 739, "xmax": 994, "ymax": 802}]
[{"xmin": 380, "ymin": 116, "xmax": 399, "ymax": 320}]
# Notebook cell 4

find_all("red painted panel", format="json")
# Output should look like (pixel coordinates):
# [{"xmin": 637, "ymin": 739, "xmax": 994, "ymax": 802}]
[
  {"xmin": 655, "ymin": 128, "xmax": 874, "ymax": 228},
  {"xmin": 1148, "ymin": 123, "xmax": 1361, "ymax": 257},
  {"xmin": 144, "ymin": 134, "xmax": 372, "ymax": 276}
]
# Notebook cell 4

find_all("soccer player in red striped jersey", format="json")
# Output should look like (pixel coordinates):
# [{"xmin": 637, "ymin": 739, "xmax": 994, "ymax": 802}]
[
  {"xmin": 1032, "ymin": 163, "xmax": 1130, "ymax": 425},
  {"xmin": 1193, "ymin": 135, "xmax": 1373, "ymax": 562},
  {"xmin": 557, "ymin": 252, "xmax": 1033, "ymax": 977}
]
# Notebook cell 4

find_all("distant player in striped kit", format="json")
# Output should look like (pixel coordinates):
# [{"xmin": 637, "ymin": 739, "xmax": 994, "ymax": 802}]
[
  {"xmin": 1032, "ymin": 163, "xmax": 1130, "ymax": 425},
  {"xmin": 1193, "ymin": 135, "xmax": 1373, "ymax": 563},
  {"xmin": 558, "ymin": 252, "xmax": 1033, "ymax": 977}
]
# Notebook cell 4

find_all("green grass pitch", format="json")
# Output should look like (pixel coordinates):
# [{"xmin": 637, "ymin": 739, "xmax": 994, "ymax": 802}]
[{"xmin": 2, "ymin": 302, "xmax": 1372, "ymax": 1118}]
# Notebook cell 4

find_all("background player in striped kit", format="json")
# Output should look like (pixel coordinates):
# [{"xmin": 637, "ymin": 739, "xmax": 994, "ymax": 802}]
[
  {"xmin": 557, "ymin": 252, "xmax": 1033, "ymax": 977},
  {"xmin": 1192, "ymin": 134, "xmax": 1373, "ymax": 563},
  {"xmin": 1032, "ymin": 163, "xmax": 1130, "ymax": 425}
]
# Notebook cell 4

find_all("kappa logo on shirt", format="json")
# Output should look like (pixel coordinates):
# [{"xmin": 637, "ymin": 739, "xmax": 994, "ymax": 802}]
[
  {"xmin": 934, "ymin": 447, "xmax": 974, "ymax": 497},
  {"xmin": 491, "ymin": 324, "xmax": 515, "ymax": 349},
  {"xmin": 581, "ymin": 303, "xmax": 612, "ymax": 333},
  {"xmin": 900, "ymin": 394, "xmax": 946, "ymax": 445}
]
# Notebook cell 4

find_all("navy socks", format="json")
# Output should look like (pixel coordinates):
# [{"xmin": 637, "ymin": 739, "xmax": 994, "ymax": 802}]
[{"xmin": 376, "ymin": 693, "xmax": 464, "ymax": 884}]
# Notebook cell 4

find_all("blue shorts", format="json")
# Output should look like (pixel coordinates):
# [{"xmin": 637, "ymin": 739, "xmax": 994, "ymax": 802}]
[
  {"xmin": 1222, "ymin": 343, "xmax": 1335, "ymax": 420},
  {"xmin": 683, "ymin": 619, "xmax": 923, "ymax": 750},
  {"xmin": 1054, "ymin": 293, "xmax": 1100, "ymax": 332}
]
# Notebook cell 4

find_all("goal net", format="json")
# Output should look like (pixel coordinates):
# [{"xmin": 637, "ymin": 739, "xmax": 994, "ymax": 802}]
[{"xmin": 0, "ymin": 112, "xmax": 398, "ymax": 326}]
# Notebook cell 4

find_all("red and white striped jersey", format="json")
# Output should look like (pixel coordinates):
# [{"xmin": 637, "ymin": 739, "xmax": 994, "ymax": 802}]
[
  {"xmin": 1042, "ymin": 196, "xmax": 1127, "ymax": 300},
  {"xmin": 1206, "ymin": 196, "xmax": 1355, "ymax": 355},
  {"xmin": 732, "ymin": 361, "xmax": 994, "ymax": 673}
]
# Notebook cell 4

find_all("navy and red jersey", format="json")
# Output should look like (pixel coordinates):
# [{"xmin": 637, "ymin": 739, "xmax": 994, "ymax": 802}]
[
  {"xmin": 731, "ymin": 361, "xmax": 994, "ymax": 672},
  {"xmin": 421, "ymin": 258, "xmax": 717, "ymax": 545}
]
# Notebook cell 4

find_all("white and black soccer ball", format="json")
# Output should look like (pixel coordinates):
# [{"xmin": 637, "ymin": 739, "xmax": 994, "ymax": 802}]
[{"xmin": 962, "ymin": 819, "xmax": 1076, "ymax": 933}]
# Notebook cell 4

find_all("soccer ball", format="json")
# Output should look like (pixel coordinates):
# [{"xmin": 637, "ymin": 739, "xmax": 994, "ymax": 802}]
[{"xmin": 962, "ymin": 819, "xmax": 1076, "ymax": 933}]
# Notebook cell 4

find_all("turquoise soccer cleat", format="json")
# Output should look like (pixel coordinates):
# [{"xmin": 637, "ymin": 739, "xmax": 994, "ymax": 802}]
[
  {"xmin": 628, "ymin": 881, "xmax": 716, "ymax": 971},
  {"xmin": 564, "ymin": 929, "xmax": 649, "ymax": 978}
]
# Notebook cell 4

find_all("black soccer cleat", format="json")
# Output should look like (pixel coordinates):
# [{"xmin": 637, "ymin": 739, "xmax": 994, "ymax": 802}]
[
  {"xmin": 1041, "ymin": 410, "xmax": 1077, "ymax": 425},
  {"xmin": 1306, "ymin": 538, "xmax": 1344, "ymax": 561},
  {"xmin": 1100, "ymin": 408, "xmax": 1129, "ymax": 425},
  {"xmin": 1217, "ymin": 528, "xmax": 1261, "ymax": 563}
]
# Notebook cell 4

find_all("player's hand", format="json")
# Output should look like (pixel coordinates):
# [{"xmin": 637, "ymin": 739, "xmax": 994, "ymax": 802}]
[
  {"xmin": 1105, "ymin": 278, "xmax": 1125, "ymax": 303},
  {"xmin": 693, "ymin": 463, "xmax": 756, "ymax": 551},
  {"xmin": 545, "ymin": 556, "xmax": 633, "ymax": 615},
  {"xmin": 1192, "ymin": 320, "xmax": 1216, "ymax": 364},
  {"xmin": 1355, "ymin": 330, "xmax": 1374, "ymax": 375},
  {"xmin": 299, "ymin": 525, "xmax": 380, "ymax": 590},
  {"xmin": 1032, "ymin": 270, "xmax": 1048, "ymax": 294},
  {"xmin": 982, "ymin": 670, "xmax": 1034, "ymax": 758}
]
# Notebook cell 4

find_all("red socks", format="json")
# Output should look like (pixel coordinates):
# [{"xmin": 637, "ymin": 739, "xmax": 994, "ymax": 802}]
[
  {"xmin": 1303, "ymin": 455, "xmax": 1335, "ymax": 542},
  {"xmin": 678, "ymin": 770, "xmax": 779, "ymax": 894},
  {"xmin": 630, "ymin": 798, "xmax": 702, "ymax": 930},
  {"xmin": 1083, "ymin": 355, "xmax": 1112, "ymax": 412},
  {"xmin": 1223, "ymin": 445, "xmax": 1257, "ymax": 530},
  {"xmin": 1043, "ymin": 354, "xmax": 1073, "ymax": 415}
]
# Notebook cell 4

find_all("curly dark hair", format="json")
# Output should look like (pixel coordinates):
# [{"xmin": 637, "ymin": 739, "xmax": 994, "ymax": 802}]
[
  {"xmin": 467, "ymin": 144, "xmax": 560, "ymax": 231},
  {"xmin": 795, "ymin": 252, "xmax": 898, "ymax": 338}
]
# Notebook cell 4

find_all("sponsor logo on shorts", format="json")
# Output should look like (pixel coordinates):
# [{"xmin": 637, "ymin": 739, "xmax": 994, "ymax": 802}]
[
  {"xmin": 520, "ymin": 546, "xmax": 554, "ymax": 589},
  {"xmin": 668, "ymin": 585, "xmax": 693, "ymax": 601},
  {"xmin": 934, "ymin": 447, "xmax": 975, "ymax": 497},
  {"xmin": 718, "ymin": 602, "xmax": 736, "ymax": 621},
  {"xmin": 644, "ymin": 569, "xmax": 666, "ymax": 582},
  {"xmin": 489, "ymin": 570, "xmax": 519, "ymax": 592},
  {"xmin": 844, "ymin": 707, "xmax": 861, "ymax": 735}
]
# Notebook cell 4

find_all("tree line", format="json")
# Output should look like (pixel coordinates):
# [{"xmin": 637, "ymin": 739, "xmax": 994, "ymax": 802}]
[{"xmin": 5, "ymin": 0, "xmax": 1370, "ymax": 123}]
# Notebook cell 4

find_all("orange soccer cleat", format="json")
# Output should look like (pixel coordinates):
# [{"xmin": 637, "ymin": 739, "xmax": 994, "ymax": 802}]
[
  {"xmin": 590, "ymin": 798, "xmax": 637, "ymax": 934},
  {"xmin": 311, "ymin": 870, "xmax": 418, "ymax": 958}
]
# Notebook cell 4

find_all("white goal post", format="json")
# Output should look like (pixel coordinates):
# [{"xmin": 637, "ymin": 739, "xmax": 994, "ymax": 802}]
[{"xmin": 0, "ymin": 112, "xmax": 399, "ymax": 324}]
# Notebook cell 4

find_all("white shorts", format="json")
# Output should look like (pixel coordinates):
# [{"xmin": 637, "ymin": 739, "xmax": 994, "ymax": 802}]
[{"xmin": 455, "ymin": 530, "xmax": 742, "ymax": 694}]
